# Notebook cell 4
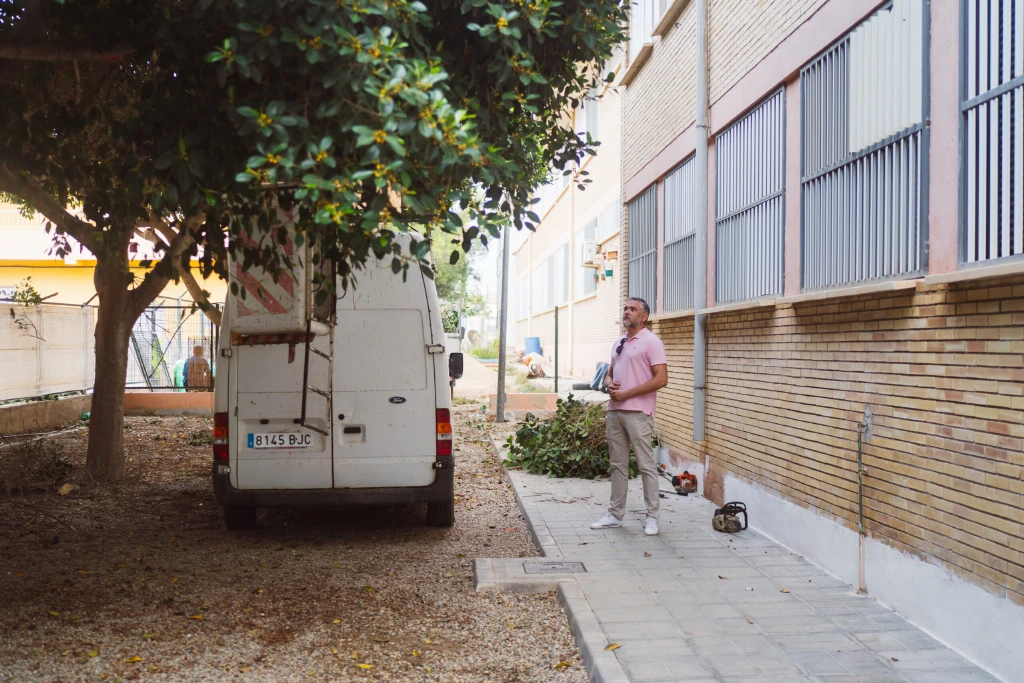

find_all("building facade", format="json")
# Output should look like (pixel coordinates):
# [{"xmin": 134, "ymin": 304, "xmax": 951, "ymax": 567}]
[
  {"xmin": 620, "ymin": 0, "xmax": 1023, "ymax": 678},
  {"xmin": 512, "ymin": 61, "xmax": 626, "ymax": 380}
]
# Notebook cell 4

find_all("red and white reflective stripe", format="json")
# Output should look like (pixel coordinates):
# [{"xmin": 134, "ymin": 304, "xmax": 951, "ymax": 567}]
[{"xmin": 436, "ymin": 408, "xmax": 452, "ymax": 457}]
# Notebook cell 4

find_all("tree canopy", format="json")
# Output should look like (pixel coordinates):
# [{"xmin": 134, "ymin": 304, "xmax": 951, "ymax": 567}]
[{"xmin": 0, "ymin": 0, "xmax": 625, "ymax": 479}]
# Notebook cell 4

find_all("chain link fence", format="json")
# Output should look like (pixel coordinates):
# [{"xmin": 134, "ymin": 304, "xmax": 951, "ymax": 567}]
[{"xmin": 127, "ymin": 306, "xmax": 219, "ymax": 391}]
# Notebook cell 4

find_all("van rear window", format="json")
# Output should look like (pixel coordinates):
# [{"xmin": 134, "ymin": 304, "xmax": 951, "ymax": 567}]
[{"xmin": 334, "ymin": 310, "xmax": 427, "ymax": 391}]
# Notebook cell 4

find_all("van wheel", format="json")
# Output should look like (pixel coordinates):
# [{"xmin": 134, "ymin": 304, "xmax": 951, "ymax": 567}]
[
  {"xmin": 426, "ymin": 496, "xmax": 455, "ymax": 527},
  {"xmin": 224, "ymin": 505, "xmax": 257, "ymax": 530}
]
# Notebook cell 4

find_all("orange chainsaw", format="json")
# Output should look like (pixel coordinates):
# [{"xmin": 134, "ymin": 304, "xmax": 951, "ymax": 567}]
[{"xmin": 658, "ymin": 464, "xmax": 699, "ymax": 496}]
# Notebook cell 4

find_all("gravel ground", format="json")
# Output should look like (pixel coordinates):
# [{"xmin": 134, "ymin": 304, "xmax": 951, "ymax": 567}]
[{"xmin": 0, "ymin": 404, "xmax": 586, "ymax": 682}]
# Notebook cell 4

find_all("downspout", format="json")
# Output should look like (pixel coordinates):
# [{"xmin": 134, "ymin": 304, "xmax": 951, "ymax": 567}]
[
  {"xmin": 693, "ymin": 0, "xmax": 709, "ymax": 443},
  {"xmin": 496, "ymin": 220, "xmax": 511, "ymax": 423}
]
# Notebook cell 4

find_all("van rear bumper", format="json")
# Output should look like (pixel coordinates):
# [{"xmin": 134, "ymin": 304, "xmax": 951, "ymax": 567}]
[{"xmin": 212, "ymin": 466, "xmax": 454, "ymax": 508}]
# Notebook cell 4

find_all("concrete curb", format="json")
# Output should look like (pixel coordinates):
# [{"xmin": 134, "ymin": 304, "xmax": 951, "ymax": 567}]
[{"xmin": 489, "ymin": 436, "xmax": 629, "ymax": 683}]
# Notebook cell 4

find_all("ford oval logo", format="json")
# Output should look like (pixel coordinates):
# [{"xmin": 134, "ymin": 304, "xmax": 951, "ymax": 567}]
[{"xmin": 388, "ymin": 396, "xmax": 406, "ymax": 404}]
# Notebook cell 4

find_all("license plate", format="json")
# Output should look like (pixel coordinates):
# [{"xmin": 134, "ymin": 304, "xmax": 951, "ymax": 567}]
[{"xmin": 248, "ymin": 432, "xmax": 313, "ymax": 449}]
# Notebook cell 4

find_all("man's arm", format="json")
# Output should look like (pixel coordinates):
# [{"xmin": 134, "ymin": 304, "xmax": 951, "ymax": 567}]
[{"xmin": 608, "ymin": 364, "xmax": 667, "ymax": 401}]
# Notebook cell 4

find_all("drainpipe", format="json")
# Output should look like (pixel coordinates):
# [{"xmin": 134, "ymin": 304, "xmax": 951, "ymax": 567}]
[
  {"xmin": 496, "ymin": 221, "xmax": 511, "ymax": 423},
  {"xmin": 693, "ymin": 0, "xmax": 709, "ymax": 443}
]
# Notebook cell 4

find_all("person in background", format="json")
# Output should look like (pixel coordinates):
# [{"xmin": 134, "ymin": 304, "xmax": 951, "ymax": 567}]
[
  {"xmin": 591, "ymin": 297, "xmax": 668, "ymax": 536},
  {"xmin": 183, "ymin": 345, "xmax": 211, "ymax": 390}
]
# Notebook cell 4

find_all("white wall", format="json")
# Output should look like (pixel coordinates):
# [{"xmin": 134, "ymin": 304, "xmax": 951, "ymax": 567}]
[
  {"xmin": 0, "ymin": 303, "xmax": 95, "ymax": 401},
  {"xmin": 723, "ymin": 474, "xmax": 1024, "ymax": 682}
]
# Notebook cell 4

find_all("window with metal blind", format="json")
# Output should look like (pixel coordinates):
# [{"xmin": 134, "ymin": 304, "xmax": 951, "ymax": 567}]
[
  {"xmin": 663, "ymin": 156, "xmax": 697, "ymax": 311},
  {"xmin": 630, "ymin": 0, "xmax": 663, "ymax": 61},
  {"xmin": 531, "ymin": 264, "xmax": 546, "ymax": 313},
  {"xmin": 575, "ymin": 87, "xmax": 599, "ymax": 143},
  {"xmin": 801, "ymin": 0, "xmax": 926, "ymax": 290},
  {"xmin": 516, "ymin": 276, "xmax": 529, "ymax": 319},
  {"xmin": 715, "ymin": 90, "xmax": 785, "ymax": 304},
  {"xmin": 963, "ymin": 0, "xmax": 1023, "ymax": 265},
  {"xmin": 598, "ymin": 199, "xmax": 620, "ymax": 240},
  {"xmin": 576, "ymin": 219, "xmax": 598, "ymax": 297},
  {"xmin": 553, "ymin": 243, "xmax": 570, "ymax": 306},
  {"xmin": 627, "ymin": 185, "xmax": 658, "ymax": 311}
]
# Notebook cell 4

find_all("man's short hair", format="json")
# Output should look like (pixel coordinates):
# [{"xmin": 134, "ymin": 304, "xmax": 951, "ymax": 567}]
[
  {"xmin": 627, "ymin": 297, "xmax": 651, "ymax": 316},
  {"xmin": 193, "ymin": 345, "xmax": 204, "ymax": 355}
]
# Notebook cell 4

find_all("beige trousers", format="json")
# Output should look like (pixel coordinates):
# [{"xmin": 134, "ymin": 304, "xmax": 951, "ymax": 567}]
[{"xmin": 606, "ymin": 410, "xmax": 660, "ymax": 520}]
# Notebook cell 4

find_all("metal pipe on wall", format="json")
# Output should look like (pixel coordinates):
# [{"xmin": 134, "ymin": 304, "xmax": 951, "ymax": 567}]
[
  {"xmin": 693, "ymin": 0, "xmax": 709, "ymax": 443},
  {"xmin": 496, "ymin": 222, "xmax": 511, "ymax": 423}
]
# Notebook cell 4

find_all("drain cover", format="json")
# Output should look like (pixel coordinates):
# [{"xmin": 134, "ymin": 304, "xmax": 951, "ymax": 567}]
[{"xmin": 523, "ymin": 561, "xmax": 587, "ymax": 575}]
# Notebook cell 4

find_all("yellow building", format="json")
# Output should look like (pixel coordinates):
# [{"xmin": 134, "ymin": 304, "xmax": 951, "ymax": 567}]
[{"xmin": 0, "ymin": 204, "xmax": 228, "ymax": 305}]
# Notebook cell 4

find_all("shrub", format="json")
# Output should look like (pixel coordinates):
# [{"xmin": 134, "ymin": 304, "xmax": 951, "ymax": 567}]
[
  {"xmin": 469, "ymin": 338, "xmax": 500, "ymax": 359},
  {"xmin": 504, "ymin": 394, "xmax": 638, "ymax": 479}
]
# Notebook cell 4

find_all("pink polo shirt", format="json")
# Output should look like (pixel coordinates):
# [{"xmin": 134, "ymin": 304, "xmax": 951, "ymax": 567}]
[{"xmin": 607, "ymin": 327, "xmax": 667, "ymax": 416}]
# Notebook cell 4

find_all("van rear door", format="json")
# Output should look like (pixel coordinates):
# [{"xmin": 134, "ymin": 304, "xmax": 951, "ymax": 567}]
[
  {"xmin": 233, "ymin": 333, "xmax": 333, "ymax": 490},
  {"xmin": 332, "ymin": 263, "xmax": 437, "ymax": 488}
]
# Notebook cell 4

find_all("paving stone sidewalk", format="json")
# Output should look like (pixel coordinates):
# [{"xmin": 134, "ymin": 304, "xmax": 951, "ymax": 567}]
[{"xmin": 482, "ymin": 469, "xmax": 1000, "ymax": 683}]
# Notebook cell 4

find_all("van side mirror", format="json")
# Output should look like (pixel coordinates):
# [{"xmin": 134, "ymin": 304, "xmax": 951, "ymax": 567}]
[{"xmin": 448, "ymin": 352, "xmax": 464, "ymax": 380}]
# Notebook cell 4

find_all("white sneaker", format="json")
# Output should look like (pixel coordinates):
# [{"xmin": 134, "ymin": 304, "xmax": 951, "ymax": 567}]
[
  {"xmin": 644, "ymin": 518, "xmax": 660, "ymax": 536},
  {"xmin": 590, "ymin": 514, "xmax": 623, "ymax": 529}
]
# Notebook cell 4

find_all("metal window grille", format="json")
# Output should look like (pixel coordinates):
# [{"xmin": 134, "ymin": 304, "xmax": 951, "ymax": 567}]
[
  {"xmin": 628, "ymin": 185, "xmax": 658, "ymax": 311},
  {"xmin": 663, "ymin": 155, "xmax": 697, "ymax": 311},
  {"xmin": 715, "ymin": 90, "xmax": 786, "ymax": 303},
  {"xmin": 802, "ymin": 0, "xmax": 926, "ymax": 290},
  {"xmin": 963, "ymin": 0, "xmax": 1024, "ymax": 264}
]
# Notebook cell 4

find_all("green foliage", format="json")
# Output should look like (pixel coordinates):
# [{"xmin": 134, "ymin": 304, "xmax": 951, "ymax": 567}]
[
  {"xmin": 440, "ymin": 303, "xmax": 460, "ymax": 334},
  {"xmin": 504, "ymin": 394, "xmax": 638, "ymax": 479},
  {"xmin": 469, "ymin": 338, "xmax": 500, "ymax": 359},
  {"xmin": 0, "ymin": 0, "xmax": 626, "ymax": 308},
  {"xmin": 12, "ymin": 278, "xmax": 43, "ymax": 306}
]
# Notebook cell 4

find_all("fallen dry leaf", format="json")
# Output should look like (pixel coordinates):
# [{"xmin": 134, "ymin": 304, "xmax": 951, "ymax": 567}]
[
  {"xmin": 188, "ymin": 614, "xmax": 203, "ymax": 620},
  {"xmin": 362, "ymin": 586, "xmax": 375, "ymax": 592},
  {"xmin": 372, "ymin": 636, "xmax": 389, "ymax": 643},
  {"xmin": 87, "ymin": 651, "xmax": 99, "ymax": 657},
  {"xmin": 57, "ymin": 483, "xmax": 76, "ymax": 496},
  {"xmin": 171, "ymin": 577, "xmax": 179, "ymax": 584},
  {"xmin": 124, "ymin": 656, "xmax": 143, "ymax": 663},
  {"xmin": 780, "ymin": 589, "xmax": 790, "ymax": 593},
  {"xmin": 553, "ymin": 661, "xmax": 573, "ymax": 669},
  {"xmin": 333, "ymin": 619, "xmax": 341, "ymax": 624},
  {"xmin": 604, "ymin": 643, "xmax": 621, "ymax": 651},
  {"xmin": 355, "ymin": 663, "xmax": 372, "ymax": 670},
  {"xmin": 746, "ymin": 619, "xmax": 754, "ymax": 624},
  {"xmin": 684, "ymin": 629, "xmax": 695, "ymax": 635},
  {"xmin": 718, "ymin": 575, "xmax": 727, "ymax": 580},
  {"xmin": 142, "ymin": 633, "xmax": 156, "ymax": 640},
  {"xmin": 48, "ymin": 611, "xmax": 60, "ymax": 617},
  {"xmin": 643, "ymin": 552, "xmax": 651, "ymax": 558}
]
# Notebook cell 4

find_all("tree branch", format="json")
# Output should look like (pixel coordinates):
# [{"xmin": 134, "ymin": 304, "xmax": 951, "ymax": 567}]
[
  {"xmin": 0, "ymin": 163, "xmax": 99, "ymax": 253},
  {"xmin": 126, "ymin": 215, "xmax": 198, "ymax": 323},
  {"xmin": 0, "ymin": 42, "xmax": 134, "ymax": 62},
  {"xmin": 136, "ymin": 218, "xmax": 222, "ymax": 326}
]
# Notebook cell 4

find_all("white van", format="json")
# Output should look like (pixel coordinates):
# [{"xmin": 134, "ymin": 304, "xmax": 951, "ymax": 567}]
[{"xmin": 211, "ymin": 232, "xmax": 463, "ymax": 530}]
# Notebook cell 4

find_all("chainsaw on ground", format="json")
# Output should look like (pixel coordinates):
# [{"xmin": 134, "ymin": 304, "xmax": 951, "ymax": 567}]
[
  {"xmin": 712, "ymin": 502, "xmax": 748, "ymax": 533},
  {"xmin": 657, "ymin": 464, "xmax": 698, "ymax": 496}
]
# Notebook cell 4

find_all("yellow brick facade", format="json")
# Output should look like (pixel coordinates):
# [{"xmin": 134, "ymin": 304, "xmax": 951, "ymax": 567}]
[{"xmin": 651, "ymin": 277, "xmax": 1024, "ymax": 607}]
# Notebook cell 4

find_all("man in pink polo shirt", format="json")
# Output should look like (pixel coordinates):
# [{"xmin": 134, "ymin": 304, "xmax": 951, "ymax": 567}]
[{"xmin": 591, "ymin": 297, "xmax": 668, "ymax": 536}]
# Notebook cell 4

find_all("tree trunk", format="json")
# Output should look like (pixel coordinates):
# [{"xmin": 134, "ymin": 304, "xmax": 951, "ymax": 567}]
[{"xmin": 86, "ymin": 254, "xmax": 135, "ymax": 482}]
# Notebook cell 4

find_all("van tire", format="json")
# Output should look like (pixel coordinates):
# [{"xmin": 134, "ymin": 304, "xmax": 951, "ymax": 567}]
[
  {"xmin": 224, "ymin": 505, "xmax": 257, "ymax": 530},
  {"xmin": 426, "ymin": 496, "xmax": 455, "ymax": 527}
]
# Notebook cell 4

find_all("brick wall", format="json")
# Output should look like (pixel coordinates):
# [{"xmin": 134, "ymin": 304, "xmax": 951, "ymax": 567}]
[
  {"xmin": 707, "ymin": 0, "xmax": 827, "ymax": 104},
  {"xmin": 622, "ymin": 2, "xmax": 698, "ymax": 181},
  {"xmin": 651, "ymin": 276, "xmax": 1024, "ymax": 607}
]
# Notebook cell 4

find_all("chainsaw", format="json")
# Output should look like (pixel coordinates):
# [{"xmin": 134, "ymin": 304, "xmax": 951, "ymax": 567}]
[
  {"xmin": 712, "ymin": 502, "xmax": 748, "ymax": 533},
  {"xmin": 658, "ymin": 464, "xmax": 698, "ymax": 496}
]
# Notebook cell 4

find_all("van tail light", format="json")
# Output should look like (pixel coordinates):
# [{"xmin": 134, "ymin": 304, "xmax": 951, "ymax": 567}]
[
  {"xmin": 213, "ymin": 412, "xmax": 229, "ymax": 461},
  {"xmin": 436, "ymin": 408, "xmax": 453, "ymax": 457}
]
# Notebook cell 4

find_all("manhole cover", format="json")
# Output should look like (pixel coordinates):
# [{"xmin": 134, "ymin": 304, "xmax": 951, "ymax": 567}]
[{"xmin": 523, "ymin": 561, "xmax": 587, "ymax": 575}]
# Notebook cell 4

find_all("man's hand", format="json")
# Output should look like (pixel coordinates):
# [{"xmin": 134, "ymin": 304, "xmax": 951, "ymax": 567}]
[{"xmin": 607, "ymin": 381, "xmax": 630, "ymax": 402}]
